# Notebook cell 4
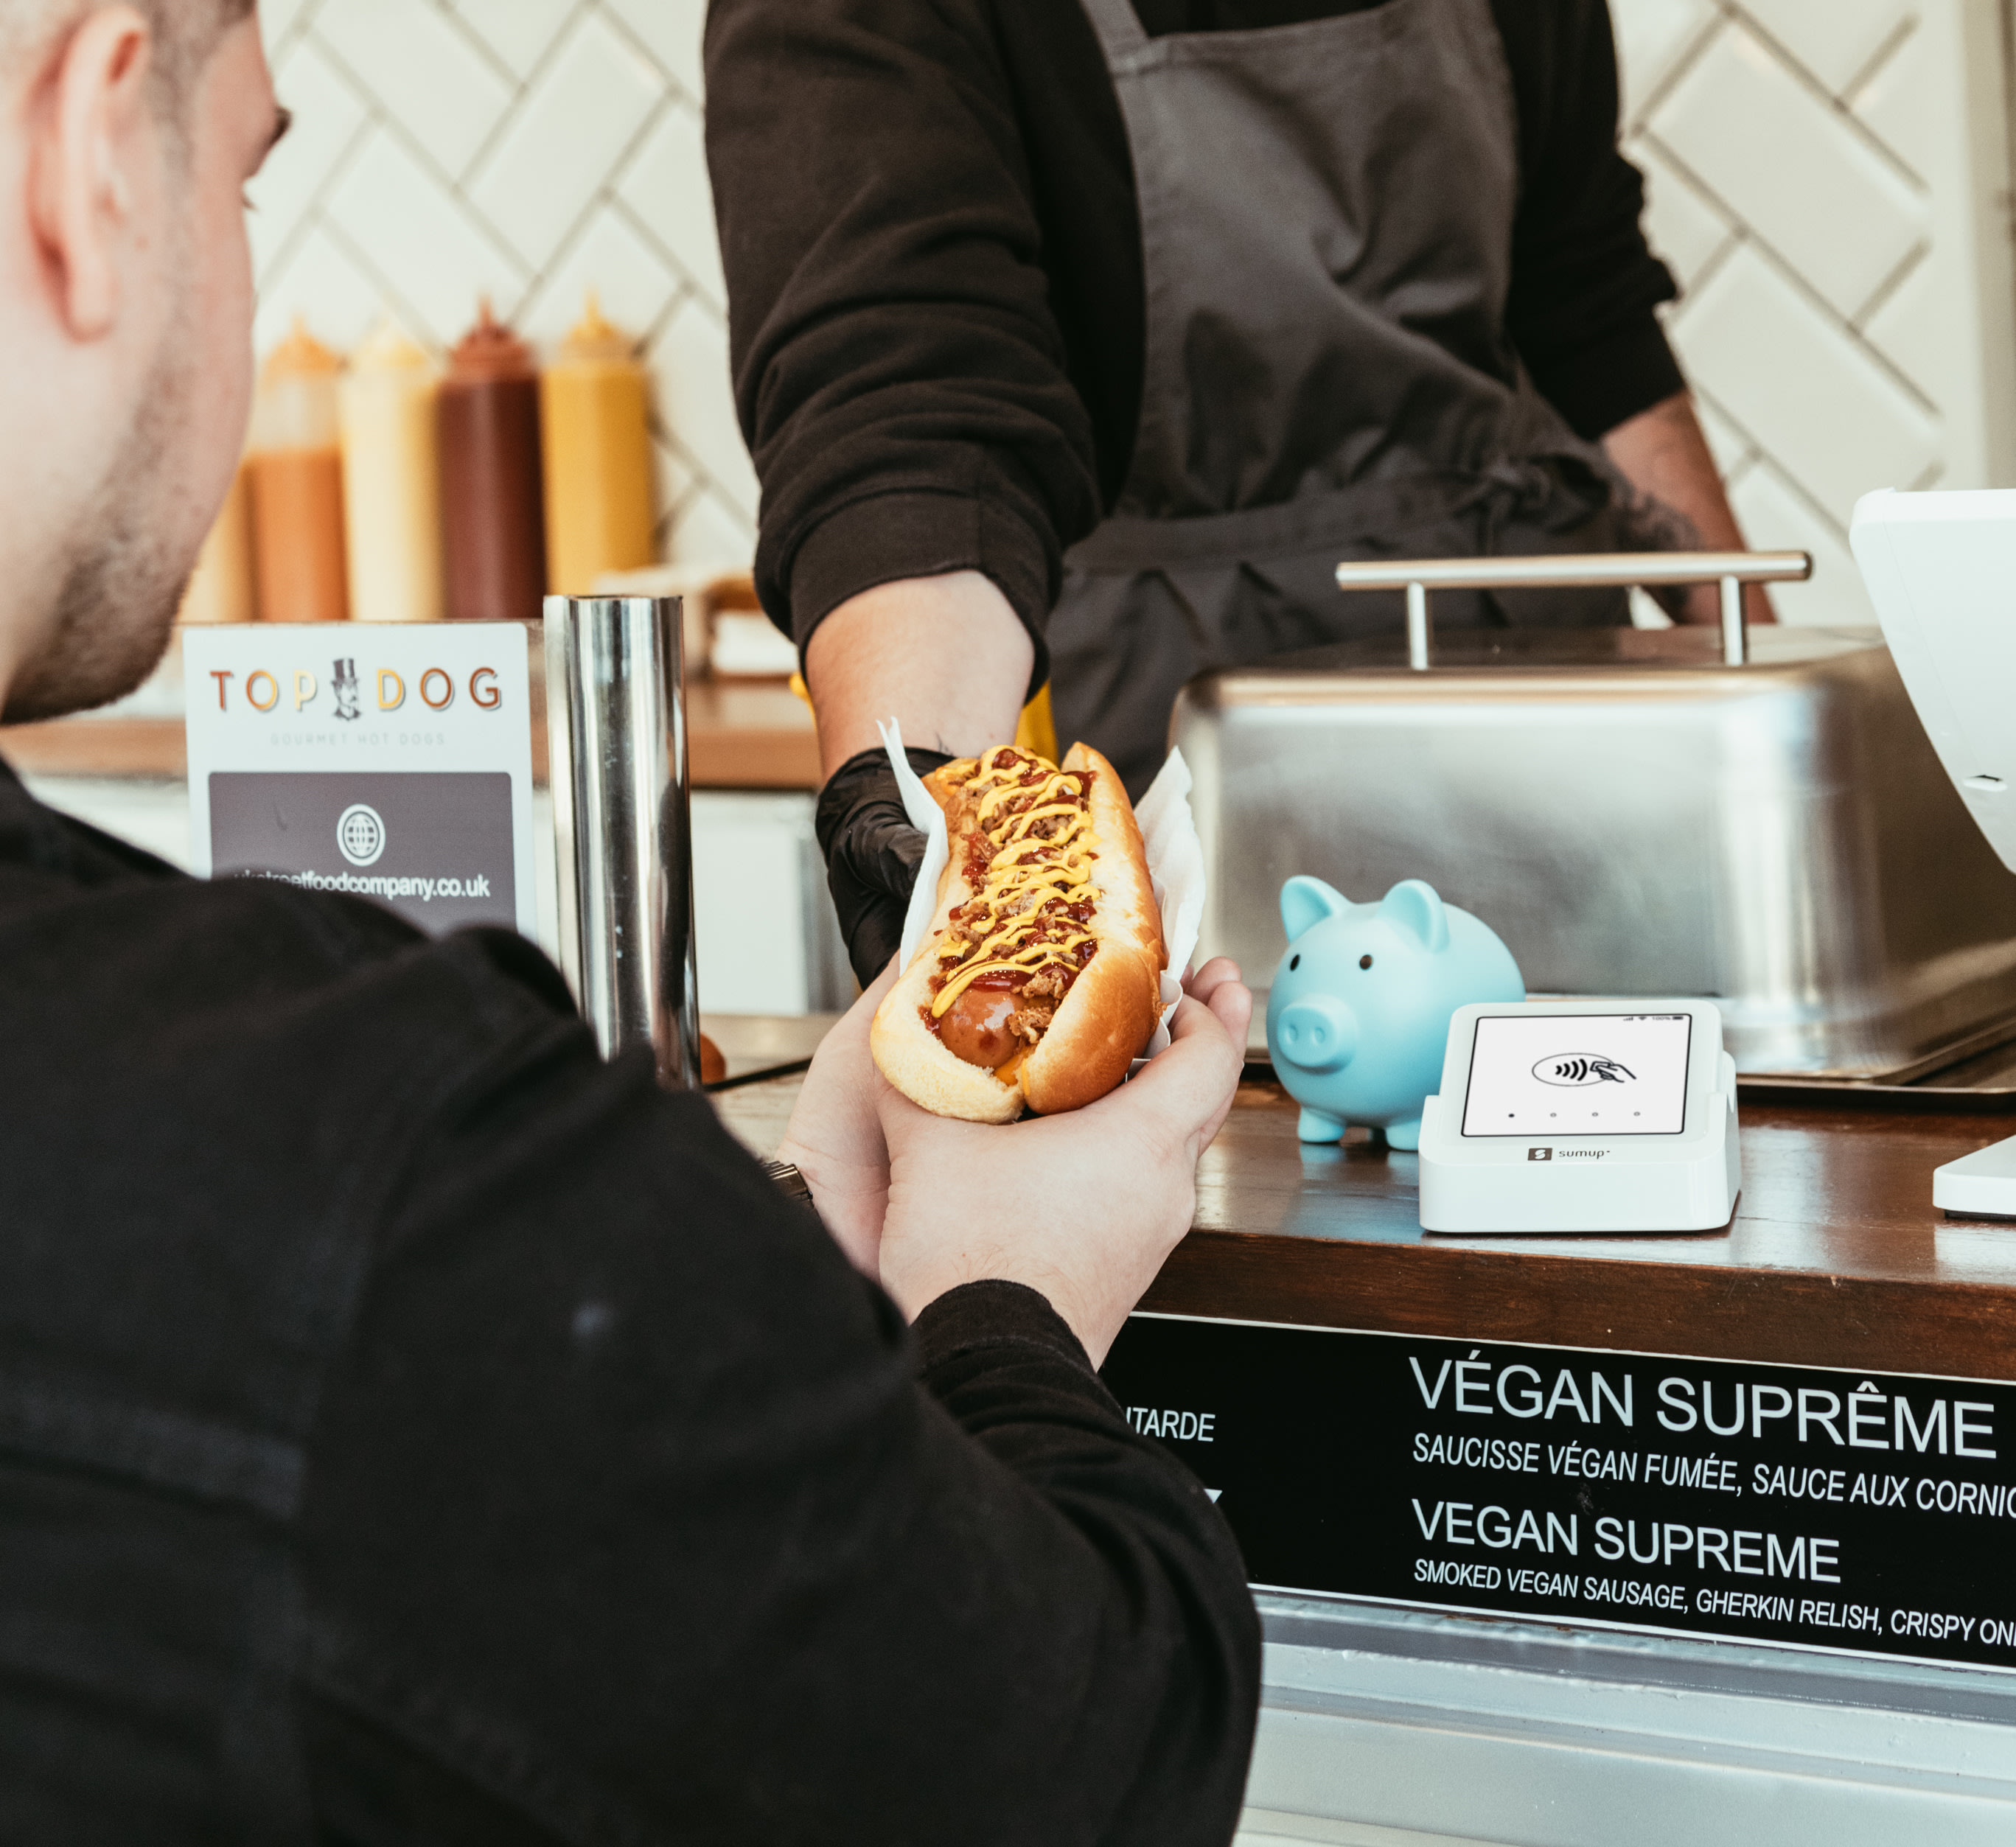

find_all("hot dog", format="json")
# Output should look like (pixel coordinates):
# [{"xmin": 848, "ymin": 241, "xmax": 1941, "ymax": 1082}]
[{"xmin": 870, "ymin": 741, "xmax": 1166, "ymax": 1121}]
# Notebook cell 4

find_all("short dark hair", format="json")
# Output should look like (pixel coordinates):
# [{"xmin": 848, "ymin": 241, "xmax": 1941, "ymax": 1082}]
[
  {"xmin": 140, "ymin": 0, "xmax": 258, "ymax": 111},
  {"xmin": 7, "ymin": 1, "xmax": 257, "ymax": 123}
]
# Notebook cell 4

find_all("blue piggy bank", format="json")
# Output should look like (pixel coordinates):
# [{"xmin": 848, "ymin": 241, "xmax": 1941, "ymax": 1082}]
[{"xmin": 1267, "ymin": 876, "xmax": 1523, "ymax": 1150}]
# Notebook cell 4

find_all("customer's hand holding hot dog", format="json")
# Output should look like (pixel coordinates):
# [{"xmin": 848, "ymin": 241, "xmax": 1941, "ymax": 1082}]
[
  {"xmin": 873, "ymin": 957, "xmax": 1250, "ymax": 1367},
  {"xmin": 775, "ymin": 960, "xmax": 900, "ymax": 1274}
]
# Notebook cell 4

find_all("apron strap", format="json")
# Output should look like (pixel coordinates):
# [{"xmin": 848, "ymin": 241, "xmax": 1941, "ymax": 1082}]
[{"xmin": 1077, "ymin": 0, "xmax": 1149, "ymax": 57}]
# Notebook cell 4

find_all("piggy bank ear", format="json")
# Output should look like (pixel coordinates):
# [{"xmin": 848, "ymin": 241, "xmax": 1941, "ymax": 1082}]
[
  {"xmin": 1280, "ymin": 875, "xmax": 1349, "ymax": 941},
  {"xmin": 1378, "ymin": 879, "xmax": 1450, "ymax": 952}
]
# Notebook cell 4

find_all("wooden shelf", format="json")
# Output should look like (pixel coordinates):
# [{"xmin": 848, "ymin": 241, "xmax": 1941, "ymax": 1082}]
[
  {"xmin": 0, "ymin": 715, "xmax": 186, "ymax": 778},
  {"xmin": 1, "ymin": 674, "xmax": 821, "ymax": 792},
  {"xmin": 685, "ymin": 678, "xmax": 821, "ymax": 789}
]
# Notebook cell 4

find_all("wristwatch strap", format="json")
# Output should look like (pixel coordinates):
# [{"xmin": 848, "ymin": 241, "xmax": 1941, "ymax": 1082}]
[{"xmin": 761, "ymin": 1158, "xmax": 815, "ymax": 1206}]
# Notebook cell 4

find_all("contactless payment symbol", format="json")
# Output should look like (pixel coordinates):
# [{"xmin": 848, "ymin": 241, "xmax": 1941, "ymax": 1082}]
[
  {"xmin": 335, "ymin": 803, "xmax": 387, "ymax": 867},
  {"xmin": 1534, "ymin": 1054, "xmax": 1635, "ymax": 1086}
]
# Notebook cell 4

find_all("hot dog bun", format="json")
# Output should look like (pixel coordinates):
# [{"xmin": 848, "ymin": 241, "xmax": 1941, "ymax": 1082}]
[{"xmin": 871, "ymin": 743, "xmax": 1165, "ymax": 1121}]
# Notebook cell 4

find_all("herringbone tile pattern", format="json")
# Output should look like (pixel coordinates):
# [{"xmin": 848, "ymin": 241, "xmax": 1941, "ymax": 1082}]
[
  {"xmin": 1616, "ymin": 0, "xmax": 2012, "ymax": 622},
  {"xmin": 249, "ymin": 0, "xmax": 753, "ymax": 571},
  {"xmin": 251, "ymin": 1, "xmax": 2012, "ymax": 615}
]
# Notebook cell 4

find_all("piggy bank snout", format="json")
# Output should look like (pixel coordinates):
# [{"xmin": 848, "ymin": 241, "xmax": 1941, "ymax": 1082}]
[{"xmin": 1274, "ymin": 997, "xmax": 1358, "ymax": 1074}]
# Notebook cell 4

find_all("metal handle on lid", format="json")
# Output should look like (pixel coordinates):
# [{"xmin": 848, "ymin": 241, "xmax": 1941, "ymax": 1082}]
[
  {"xmin": 543, "ymin": 594, "xmax": 704, "ymax": 1089},
  {"xmin": 1333, "ymin": 549, "xmax": 1815, "ymax": 670}
]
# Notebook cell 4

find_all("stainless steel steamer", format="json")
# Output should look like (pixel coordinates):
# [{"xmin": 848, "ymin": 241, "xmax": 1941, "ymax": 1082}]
[{"xmin": 1172, "ymin": 554, "xmax": 2016, "ymax": 1078}]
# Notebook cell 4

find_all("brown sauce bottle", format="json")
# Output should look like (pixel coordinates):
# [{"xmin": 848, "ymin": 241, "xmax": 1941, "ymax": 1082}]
[{"xmin": 437, "ymin": 302, "xmax": 546, "ymax": 623}]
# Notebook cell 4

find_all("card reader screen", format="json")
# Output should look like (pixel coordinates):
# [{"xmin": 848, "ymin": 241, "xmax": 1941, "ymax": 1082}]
[{"xmin": 1461, "ymin": 1013, "xmax": 1692, "ymax": 1137}]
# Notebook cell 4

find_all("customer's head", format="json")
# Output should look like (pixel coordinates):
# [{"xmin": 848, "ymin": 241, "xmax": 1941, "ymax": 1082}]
[{"xmin": 0, "ymin": 1, "xmax": 280, "ymax": 723}]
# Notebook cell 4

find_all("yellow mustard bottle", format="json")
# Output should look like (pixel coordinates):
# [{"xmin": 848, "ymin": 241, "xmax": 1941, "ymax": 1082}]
[
  {"xmin": 248, "ymin": 318, "xmax": 348, "ymax": 625},
  {"xmin": 1014, "ymin": 682, "xmax": 1058, "ymax": 762},
  {"xmin": 540, "ymin": 293, "xmax": 655, "ymax": 595},
  {"xmin": 177, "ymin": 459, "xmax": 256, "ymax": 624},
  {"xmin": 339, "ymin": 320, "xmax": 443, "ymax": 624}
]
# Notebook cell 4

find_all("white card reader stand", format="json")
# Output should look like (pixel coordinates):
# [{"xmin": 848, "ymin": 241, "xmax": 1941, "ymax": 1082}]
[
  {"xmin": 1932, "ymin": 1144, "xmax": 2016, "ymax": 1218},
  {"xmin": 1853, "ymin": 488, "xmax": 2016, "ymax": 1219},
  {"xmin": 1417, "ymin": 999, "xmax": 1740, "ymax": 1235}
]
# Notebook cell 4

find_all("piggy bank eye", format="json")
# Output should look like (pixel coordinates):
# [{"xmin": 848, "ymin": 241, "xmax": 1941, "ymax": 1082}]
[
  {"xmin": 1359, "ymin": 954, "xmax": 1373, "ymax": 970},
  {"xmin": 1288, "ymin": 954, "xmax": 1301, "ymax": 971}
]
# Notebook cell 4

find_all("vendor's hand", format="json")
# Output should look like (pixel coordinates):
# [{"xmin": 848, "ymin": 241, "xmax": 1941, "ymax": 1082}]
[
  {"xmin": 814, "ymin": 746, "xmax": 954, "ymax": 988},
  {"xmin": 777, "ymin": 963, "xmax": 898, "ymax": 1274},
  {"xmin": 875, "ymin": 959, "xmax": 1252, "ymax": 1367}
]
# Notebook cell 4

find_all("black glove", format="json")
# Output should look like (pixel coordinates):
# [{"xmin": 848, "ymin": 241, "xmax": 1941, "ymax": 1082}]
[{"xmin": 815, "ymin": 744, "xmax": 957, "ymax": 988}]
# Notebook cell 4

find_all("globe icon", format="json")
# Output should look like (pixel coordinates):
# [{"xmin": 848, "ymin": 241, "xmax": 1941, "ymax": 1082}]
[{"xmin": 335, "ymin": 803, "xmax": 387, "ymax": 867}]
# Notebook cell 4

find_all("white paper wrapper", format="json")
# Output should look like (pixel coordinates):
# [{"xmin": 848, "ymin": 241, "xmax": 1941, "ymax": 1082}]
[
  {"xmin": 1132, "ymin": 747, "xmax": 1206, "ymax": 1055},
  {"xmin": 880, "ymin": 718, "xmax": 951, "ymax": 971},
  {"xmin": 879, "ymin": 722, "xmax": 1205, "ymax": 1062}
]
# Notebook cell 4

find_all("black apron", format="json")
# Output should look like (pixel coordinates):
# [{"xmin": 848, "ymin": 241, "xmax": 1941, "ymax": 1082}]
[{"xmin": 1050, "ymin": 0, "xmax": 1646, "ymax": 792}]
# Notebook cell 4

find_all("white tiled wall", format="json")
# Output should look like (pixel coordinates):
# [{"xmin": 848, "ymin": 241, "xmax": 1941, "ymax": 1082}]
[
  {"xmin": 249, "ymin": 0, "xmax": 756, "ymax": 573},
  {"xmin": 1614, "ymin": 0, "xmax": 2016, "ymax": 623},
  {"xmin": 257, "ymin": 3, "xmax": 2015, "ymax": 624}
]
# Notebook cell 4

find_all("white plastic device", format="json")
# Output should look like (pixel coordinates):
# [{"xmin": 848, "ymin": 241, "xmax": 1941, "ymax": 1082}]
[
  {"xmin": 1417, "ymin": 999, "xmax": 1740, "ymax": 1235},
  {"xmin": 1851, "ymin": 487, "xmax": 2016, "ymax": 874},
  {"xmin": 1852, "ymin": 488, "xmax": 2016, "ymax": 1216},
  {"xmin": 1931, "ymin": 1141, "xmax": 2016, "ymax": 1218}
]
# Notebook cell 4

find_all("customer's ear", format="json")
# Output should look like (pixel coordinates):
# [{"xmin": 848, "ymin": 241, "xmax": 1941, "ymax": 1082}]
[{"xmin": 28, "ymin": 7, "xmax": 155, "ymax": 341}]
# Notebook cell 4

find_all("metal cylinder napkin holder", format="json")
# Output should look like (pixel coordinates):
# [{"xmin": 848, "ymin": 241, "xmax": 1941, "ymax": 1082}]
[{"xmin": 543, "ymin": 594, "xmax": 703, "ymax": 1089}]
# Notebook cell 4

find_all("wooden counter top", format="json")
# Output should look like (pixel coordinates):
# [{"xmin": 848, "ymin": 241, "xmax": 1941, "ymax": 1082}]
[
  {"xmin": 714, "ymin": 1073, "xmax": 2016, "ymax": 1382},
  {"xmin": 0, "ymin": 676, "xmax": 821, "ymax": 791},
  {"xmin": 680, "ymin": 677, "xmax": 821, "ymax": 789}
]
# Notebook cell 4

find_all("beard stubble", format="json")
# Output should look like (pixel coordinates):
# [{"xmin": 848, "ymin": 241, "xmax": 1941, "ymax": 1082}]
[{"xmin": 1, "ymin": 278, "xmax": 207, "ymax": 726}]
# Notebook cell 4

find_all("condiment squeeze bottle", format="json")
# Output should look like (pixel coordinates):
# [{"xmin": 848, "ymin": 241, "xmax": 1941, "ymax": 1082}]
[
  {"xmin": 177, "ymin": 458, "xmax": 255, "ymax": 624},
  {"xmin": 540, "ymin": 293, "xmax": 655, "ymax": 594},
  {"xmin": 339, "ymin": 320, "xmax": 443, "ymax": 624},
  {"xmin": 247, "ymin": 318, "xmax": 349, "ymax": 624},
  {"xmin": 438, "ymin": 301, "xmax": 545, "ymax": 624}
]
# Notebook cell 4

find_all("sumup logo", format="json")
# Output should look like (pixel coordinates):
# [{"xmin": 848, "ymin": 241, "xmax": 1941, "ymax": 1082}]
[{"xmin": 1534, "ymin": 1054, "xmax": 1634, "ymax": 1087}]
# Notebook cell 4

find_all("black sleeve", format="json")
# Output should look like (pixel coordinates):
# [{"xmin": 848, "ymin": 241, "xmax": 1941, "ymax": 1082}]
[
  {"xmin": 300, "ymin": 1021, "xmax": 1258, "ymax": 1843},
  {"xmin": 1496, "ymin": 0, "xmax": 1685, "ymax": 439},
  {"xmin": 704, "ymin": 0, "xmax": 1100, "ymax": 680}
]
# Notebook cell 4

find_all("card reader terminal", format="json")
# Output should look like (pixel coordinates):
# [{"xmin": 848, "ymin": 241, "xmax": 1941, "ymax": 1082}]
[{"xmin": 1418, "ymin": 999, "xmax": 1740, "ymax": 1234}]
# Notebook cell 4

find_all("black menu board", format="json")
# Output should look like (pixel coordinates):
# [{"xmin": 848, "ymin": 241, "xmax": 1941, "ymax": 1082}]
[{"xmin": 1101, "ymin": 1315, "xmax": 2016, "ymax": 1671}]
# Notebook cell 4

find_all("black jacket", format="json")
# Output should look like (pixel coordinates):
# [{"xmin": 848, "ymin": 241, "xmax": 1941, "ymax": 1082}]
[
  {"xmin": 0, "ymin": 762, "xmax": 1258, "ymax": 1842},
  {"xmin": 706, "ymin": 0, "xmax": 1681, "ymax": 654}
]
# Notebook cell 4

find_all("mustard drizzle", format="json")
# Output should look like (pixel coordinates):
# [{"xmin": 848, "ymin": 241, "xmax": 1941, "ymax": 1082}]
[{"xmin": 929, "ymin": 759, "xmax": 1098, "ymax": 1018}]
